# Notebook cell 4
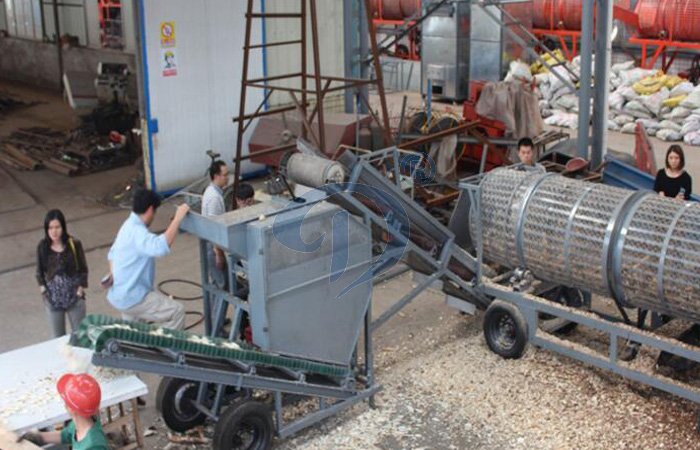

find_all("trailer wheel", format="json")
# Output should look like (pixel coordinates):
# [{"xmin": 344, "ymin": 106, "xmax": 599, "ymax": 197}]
[
  {"xmin": 540, "ymin": 286, "xmax": 583, "ymax": 335},
  {"xmin": 213, "ymin": 400, "xmax": 273, "ymax": 450},
  {"xmin": 156, "ymin": 377, "xmax": 207, "ymax": 432},
  {"xmin": 483, "ymin": 300, "xmax": 529, "ymax": 359}
]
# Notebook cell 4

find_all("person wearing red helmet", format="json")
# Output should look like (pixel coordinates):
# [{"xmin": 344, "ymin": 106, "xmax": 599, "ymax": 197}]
[{"xmin": 18, "ymin": 373, "xmax": 109, "ymax": 449}]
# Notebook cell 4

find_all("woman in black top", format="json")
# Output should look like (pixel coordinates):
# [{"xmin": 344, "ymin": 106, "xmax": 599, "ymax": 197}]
[
  {"xmin": 654, "ymin": 145, "xmax": 692, "ymax": 200},
  {"xmin": 36, "ymin": 209, "xmax": 88, "ymax": 337}
]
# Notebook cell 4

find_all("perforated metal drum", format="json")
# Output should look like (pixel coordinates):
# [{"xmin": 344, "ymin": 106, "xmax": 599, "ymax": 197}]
[{"xmin": 473, "ymin": 168, "xmax": 700, "ymax": 322}]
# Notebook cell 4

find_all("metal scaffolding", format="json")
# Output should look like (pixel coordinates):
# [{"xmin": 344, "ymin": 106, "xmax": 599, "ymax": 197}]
[{"xmin": 232, "ymin": 0, "xmax": 394, "ymax": 200}]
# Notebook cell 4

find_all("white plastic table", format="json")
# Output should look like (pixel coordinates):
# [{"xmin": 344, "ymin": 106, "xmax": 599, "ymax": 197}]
[{"xmin": 0, "ymin": 335, "xmax": 148, "ymax": 434}]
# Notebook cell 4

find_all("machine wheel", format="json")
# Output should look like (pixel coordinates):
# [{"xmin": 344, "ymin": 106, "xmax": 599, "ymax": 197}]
[
  {"xmin": 156, "ymin": 377, "xmax": 207, "ymax": 432},
  {"xmin": 213, "ymin": 400, "xmax": 274, "ymax": 450},
  {"xmin": 483, "ymin": 300, "xmax": 529, "ymax": 359},
  {"xmin": 540, "ymin": 286, "xmax": 584, "ymax": 335}
]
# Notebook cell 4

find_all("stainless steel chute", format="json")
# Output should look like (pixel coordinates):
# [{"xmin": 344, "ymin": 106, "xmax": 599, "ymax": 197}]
[{"xmin": 473, "ymin": 168, "xmax": 700, "ymax": 322}]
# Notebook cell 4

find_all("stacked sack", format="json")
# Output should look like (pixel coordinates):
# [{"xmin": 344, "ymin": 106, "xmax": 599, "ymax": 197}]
[{"xmin": 522, "ymin": 56, "xmax": 700, "ymax": 146}]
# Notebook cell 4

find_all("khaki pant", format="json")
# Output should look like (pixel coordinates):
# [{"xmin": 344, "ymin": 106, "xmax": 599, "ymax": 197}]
[{"xmin": 121, "ymin": 291, "xmax": 185, "ymax": 330}]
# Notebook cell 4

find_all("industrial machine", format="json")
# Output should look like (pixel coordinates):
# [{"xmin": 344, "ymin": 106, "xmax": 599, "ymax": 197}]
[
  {"xmin": 421, "ymin": 0, "xmax": 532, "ymax": 100},
  {"xmin": 74, "ymin": 148, "xmax": 485, "ymax": 450},
  {"xmin": 460, "ymin": 168, "xmax": 700, "ymax": 419},
  {"xmin": 73, "ymin": 145, "xmax": 700, "ymax": 448}
]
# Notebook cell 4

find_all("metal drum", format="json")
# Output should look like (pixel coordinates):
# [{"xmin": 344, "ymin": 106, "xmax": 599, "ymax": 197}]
[{"xmin": 473, "ymin": 168, "xmax": 700, "ymax": 322}]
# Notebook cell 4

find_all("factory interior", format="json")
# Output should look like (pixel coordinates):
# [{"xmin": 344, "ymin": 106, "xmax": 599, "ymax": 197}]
[{"xmin": 2, "ymin": 0, "xmax": 700, "ymax": 449}]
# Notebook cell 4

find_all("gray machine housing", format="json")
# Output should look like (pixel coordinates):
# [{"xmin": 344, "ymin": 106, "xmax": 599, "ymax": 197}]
[
  {"xmin": 181, "ymin": 199, "xmax": 373, "ymax": 366},
  {"xmin": 421, "ymin": 0, "xmax": 532, "ymax": 101}
]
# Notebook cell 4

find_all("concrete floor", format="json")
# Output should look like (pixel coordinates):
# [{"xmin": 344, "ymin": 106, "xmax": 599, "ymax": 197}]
[{"xmin": 2, "ymin": 81, "xmax": 700, "ymax": 448}]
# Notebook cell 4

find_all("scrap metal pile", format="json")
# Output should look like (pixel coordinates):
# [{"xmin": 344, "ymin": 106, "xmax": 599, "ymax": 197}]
[{"xmin": 0, "ymin": 124, "xmax": 134, "ymax": 176}]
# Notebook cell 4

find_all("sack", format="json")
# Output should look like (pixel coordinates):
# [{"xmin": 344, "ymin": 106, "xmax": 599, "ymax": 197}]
[
  {"xmin": 641, "ymin": 87, "xmax": 670, "ymax": 117},
  {"xmin": 618, "ymin": 86, "xmax": 639, "ymax": 101},
  {"xmin": 548, "ymin": 66, "xmax": 572, "ymax": 93},
  {"xmin": 681, "ymin": 120, "xmax": 700, "ymax": 136},
  {"xmin": 505, "ymin": 60, "xmax": 533, "ymax": 83},
  {"xmin": 656, "ymin": 129, "xmax": 683, "ymax": 141},
  {"xmin": 680, "ymin": 88, "xmax": 700, "ymax": 109},
  {"xmin": 619, "ymin": 68, "xmax": 656, "ymax": 87},
  {"xmin": 664, "ymin": 106, "xmax": 691, "ymax": 120},
  {"xmin": 620, "ymin": 123, "xmax": 637, "ymax": 134},
  {"xmin": 633, "ymin": 73, "xmax": 667, "ymax": 95},
  {"xmin": 554, "ymin": 94, "xmax": 578, "ymax": 111},
  {"xmin": 684, "ymin": 131, "xmax": 700, "ymax": 146},
  {"xmin": 663, "ymin": 95, "xmax": 687, "ymax": 109},
  {"xmin": 609, "ymin": 91, "xmax": 625, "ymax": 112},
  {"xmin": 608, "ymin": 120, "xmax": 621, "ymax": 131},
  {"xmin": 534, "ymin": 73, "xmax": 549, "ymax": 85},
  {"xmin": 670, "ymin": 81, "xmax": 694, "ymax": 97},
  {"xmin": 614, "ymin": 114, "xmax": 634, "ymax": 126},
  {"xmin": 544, "ymin": 112, "xmax": 578, "ymax": 129},
  {"xmin": 611, "ymin": 60, "xmax": 635, "ymax": 74},
  {"xmin": 635, "ymin": 118, "xmax": 661, "ymax": 129},
  {"xmin": 658, "ymin": 120, "xmax": 682, "ymax": 132},
  {"xmin": 623, "ymin": 100, "xmax": 651, "ymax": 118}
]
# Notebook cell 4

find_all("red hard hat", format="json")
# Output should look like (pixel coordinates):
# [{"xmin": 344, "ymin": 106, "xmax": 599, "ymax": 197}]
[{"xmin": 56, "ymin": 373, "xmax": 101, "ymax": 417}]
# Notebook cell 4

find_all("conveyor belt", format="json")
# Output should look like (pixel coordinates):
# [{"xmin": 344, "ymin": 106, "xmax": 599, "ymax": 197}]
[{"xmin": 73, "ymin": 315, "xmax": 351, "ymax": 378}]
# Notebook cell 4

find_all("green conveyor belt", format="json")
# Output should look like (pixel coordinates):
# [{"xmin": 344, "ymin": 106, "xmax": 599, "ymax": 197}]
[{"xmin": 74, "ymin": 315, "xmax": 350, "ymax": 378}]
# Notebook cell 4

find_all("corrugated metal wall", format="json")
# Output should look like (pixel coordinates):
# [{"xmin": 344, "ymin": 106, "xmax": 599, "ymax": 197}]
[{"xmin": 264, "ymin": 0, "xmax": 346, "ymax": 112}]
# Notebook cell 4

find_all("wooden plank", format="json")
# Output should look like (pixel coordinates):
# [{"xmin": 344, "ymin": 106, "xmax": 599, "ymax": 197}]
[
  {"xmin": 43, "ymin": 159, "xmax": 76, "ymax": 176},
  {"xmin": 2, "ymin": 145, "xmax": 40, "ymax": 170},
  {"xmin": 0, "ymin": 425, "xmax": 42, "ymax": 450}
]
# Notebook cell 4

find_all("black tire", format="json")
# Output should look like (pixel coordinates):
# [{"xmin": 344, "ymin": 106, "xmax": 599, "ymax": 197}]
[
  {"xmin": 540, "ymin": 286, "xmax": 583, "ymax": 335},
  {"xmin": 483, "ymin": 300, "xmax": 529, "ymax": 359},
  {"xmin": 213, "ymin": 400, "xmax": 274, "ymax": 450},
  {"xmin": 156, "ymin": 377, "xmax": 207, "ymax": 432}
]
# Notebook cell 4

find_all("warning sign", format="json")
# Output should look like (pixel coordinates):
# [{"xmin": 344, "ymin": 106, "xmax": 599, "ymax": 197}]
[
  {"xmin": 160, "ymin": 21, "xmax": 175, "ymax": 47},
  {"xmin": 161, "ymin": 48, "xmax": 178, "ymax": 77}
]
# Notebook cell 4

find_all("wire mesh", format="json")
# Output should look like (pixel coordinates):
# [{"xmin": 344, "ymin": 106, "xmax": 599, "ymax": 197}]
[{"xmin": 475, "ymin": 168, "xmax": 700, "ymax": 322}]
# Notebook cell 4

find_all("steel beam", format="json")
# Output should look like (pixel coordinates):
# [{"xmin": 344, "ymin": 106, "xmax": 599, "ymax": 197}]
[
  {"xmin": 576, "ymin": 0, "xmax": 594, "ymax": 159},
  {"xmin": 591, "ymin": 0, "xmax": 613, "ymax": 167}
]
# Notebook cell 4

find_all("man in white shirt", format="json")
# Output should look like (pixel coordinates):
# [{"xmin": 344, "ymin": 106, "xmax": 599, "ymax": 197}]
[{"xmin": 202, "ymin": 161, "xmax": 229, "ymax": 287}]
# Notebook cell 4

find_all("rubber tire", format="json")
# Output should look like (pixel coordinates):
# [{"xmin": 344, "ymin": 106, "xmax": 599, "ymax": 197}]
[
  {"xmin": 483, "ymin": 300, "xmax": 529, "ymax": 359},
  {"xmin": 540, "ymin": 286, "xmax": 583, "ymax": 335},
  {"xmin": 156, "ymin": 377, "xmax": 207, "ymax": 432},
  {"xmin": 213, "ymin": 400, "xmax": 274, "ymax": 450}
]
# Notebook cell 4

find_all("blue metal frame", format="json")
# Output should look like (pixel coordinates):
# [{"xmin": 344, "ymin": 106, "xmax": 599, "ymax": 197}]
[{"xmin": 137, "ymin": 0, "xmax": 157, "ymax": 192}]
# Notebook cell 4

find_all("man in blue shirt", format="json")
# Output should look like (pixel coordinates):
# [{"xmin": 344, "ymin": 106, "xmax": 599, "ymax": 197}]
[{"xmin": 106, "ymin": 189, "xmax": 190, "ymax": 329}]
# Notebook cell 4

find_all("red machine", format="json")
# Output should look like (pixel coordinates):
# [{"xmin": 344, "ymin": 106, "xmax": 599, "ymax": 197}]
[
  {"xmin": 531, "ymin": 0, "xmax": 636, "ymax": 61},
  {"xmin": 629, "ymin": 0, "xmax": 700, "ymax": 70},
  {"xmin": 460, "ymin": 81, "xmax": 511, "ymax": 171},
  {"xmin": 371, "ymin": 0, "xmax": 421, "ymax": 60}
]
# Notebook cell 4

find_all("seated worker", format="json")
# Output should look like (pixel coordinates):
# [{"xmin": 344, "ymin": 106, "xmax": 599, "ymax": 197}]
[
  {"xmin": 18, "ymin": 373, "xmax": 109, "ymax": 449},
  {"xmin": 515, "ymin": 137, "xmax": 546, "ymax": 173},
  {"xmin": 106, "ymin": 189, "xmax": 190, "ymax": 330},
  {"xmin": 654, "ymin": 144, "xmax": 692, "ymax": 200},
  {"xmin": 233, "ymin": 183, "xmax": 255, "ymax": 342}
]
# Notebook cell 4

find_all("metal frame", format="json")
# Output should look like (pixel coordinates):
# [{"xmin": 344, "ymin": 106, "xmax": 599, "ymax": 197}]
[
  {"xmin": 232, "ymin": 0, "xmax": 394, "ymax": 201},
  {"xmin": 459, "ymin": 173, "xmax": 700, "ymax": 417}
]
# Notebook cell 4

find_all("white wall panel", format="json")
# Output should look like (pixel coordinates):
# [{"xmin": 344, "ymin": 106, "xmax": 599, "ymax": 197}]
[
  {"xmin": 141, "ymin": 0, "xmax": 264, "ymax": 192},
  {"xmin": 84, "ymin": 0, "xmax": 99, "ymax": 48},
  {"xmin": 264, "ymin": 0, "xmax": 345, "ymax": 108}
]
